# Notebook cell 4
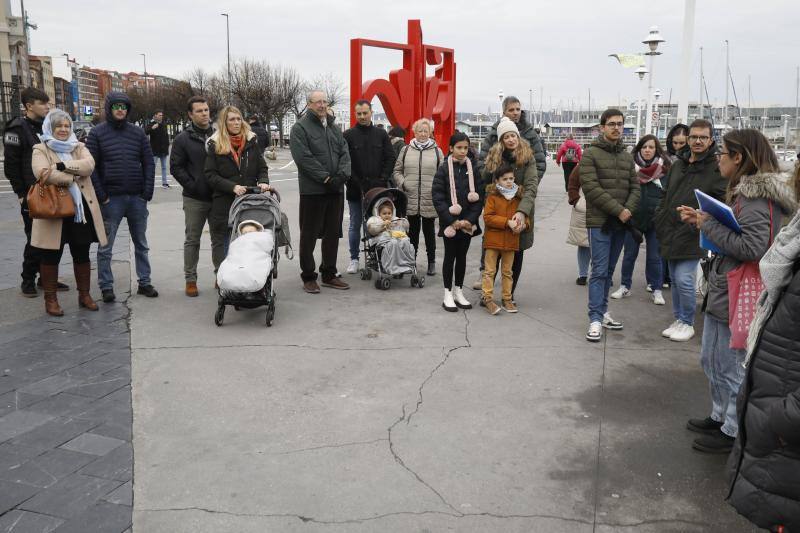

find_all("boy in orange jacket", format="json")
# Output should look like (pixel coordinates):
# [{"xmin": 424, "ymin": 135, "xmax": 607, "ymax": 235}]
[{"xmin": 482, "ymin": 164, "xmax": 530, "ymax": 315}]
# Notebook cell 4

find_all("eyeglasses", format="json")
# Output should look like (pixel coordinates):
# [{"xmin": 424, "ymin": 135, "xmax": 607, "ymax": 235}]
[
  {"xmin": 688, "ymin": 135, "xmax": 710, "ymax": 142},
  {"xmin": 110, "ymin": 103, "xmax": 127, "ymax": 111},
  {"xmin": 309, "ymin": 99, "xmax": 328, "ymax": 106},
  {"xmin": 604, "ymin": 122, "xmax": 624, "ymax": 129},
  {"xmin": 716, "ymin": 150, "xmax": 730, "ymax": 158}
]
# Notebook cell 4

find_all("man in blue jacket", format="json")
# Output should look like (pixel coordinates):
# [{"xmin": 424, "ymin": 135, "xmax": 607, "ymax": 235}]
[{"xmin": 87, "ymin": 92, "xmax": 158, "ymax": 302}]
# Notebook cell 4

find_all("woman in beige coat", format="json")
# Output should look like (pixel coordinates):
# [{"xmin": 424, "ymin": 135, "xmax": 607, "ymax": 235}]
[
  {"xmin": 393, "ymin": 118, "xmax": 444, "ymax": 276},
  {"xmin": 31, "ymin": 109, "xmax": 107, "ymax": 316}
]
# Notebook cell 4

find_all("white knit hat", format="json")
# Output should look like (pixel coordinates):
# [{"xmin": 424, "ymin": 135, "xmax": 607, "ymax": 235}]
[{"xmin": 496, "ymin": 116, "xmax": 519, "ymax": 141}]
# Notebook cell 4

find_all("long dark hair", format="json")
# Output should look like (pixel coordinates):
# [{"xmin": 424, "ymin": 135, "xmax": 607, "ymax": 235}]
[
  {"xmin": 721, "ymin": 129, "xmax": 780, "ymax": 203},
  {"xmin": 666, "ymin": 123, "xmax": 689, "ymax": 156},
  {"xmin": 633, "ymin": 134, "xmax": 666, "ymax": 161}
]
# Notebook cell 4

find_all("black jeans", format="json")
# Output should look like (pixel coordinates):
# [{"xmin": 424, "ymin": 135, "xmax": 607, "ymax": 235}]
[
  {"xmin": 39, "ymin": 243, "xmax": 90, "ymax": 266},
  {"xmin": 408, "ymin": 215, "xmax": 436, "ymax": 263},
  {"xmin": 299, "ymin": 193, "xmax": 343, "ymax": 282},
  {"xmin": 442, "ymin": 233, "xmax": 472, "ymax": 289},
  {"xmin": 562, "ymin": 162, "xmax": 577, "ymax": 191},
  {"xmin": 20, "ymin": 199, "xmax": 41, "ymax": 282}
]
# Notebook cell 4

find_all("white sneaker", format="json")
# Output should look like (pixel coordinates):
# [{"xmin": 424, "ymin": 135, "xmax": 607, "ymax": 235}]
[
  {"xmin": 346, "ymin": 259, "xmax": 359, "ymax": 274},
  {"xmin": 602, "ymin": 312, "xmax": 623, "ymax": 330},
  {"xmin": 610, "ymin": 286, "xmax": 631, "ymax": 299},
  {"xmin": 646, "ymin": 284, "xmax": 653, "ymax": 293},
  {"xmin": 586, "ymin": 321, "xmax": 603, "ymax": 342},
  {"xmin": 442, "ymin": 289, "xmax": 457, "ymax": 312},
  {"xmin": 662, "ymin": 320, "xmax": 681, "ymax": 337},
  {"xmin": 652, "ymin": 290, "xmax": 666, "ymax": 305},
  {"xmin": 670, "ymin": 323, "xmax": 695, "ymax": 342},
  {"xmin": 452, "ymin": 286, "xmax": 473, "ymax": 309}
]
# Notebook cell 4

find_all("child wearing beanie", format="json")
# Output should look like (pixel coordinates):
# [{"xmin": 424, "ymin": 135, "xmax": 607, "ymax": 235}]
[{"xmin": 431, "ymin": 132, "xmax": 484, "ymax": 312}]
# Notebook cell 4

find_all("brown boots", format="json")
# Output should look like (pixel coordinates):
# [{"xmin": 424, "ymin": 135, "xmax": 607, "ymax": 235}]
[
  {"xmin": 39, "ymin": 264, "xmax": 64, "ymax": 316},
  {"xmin": 74, "ymin": 262, "xmax": 98, "ymax": 311}
]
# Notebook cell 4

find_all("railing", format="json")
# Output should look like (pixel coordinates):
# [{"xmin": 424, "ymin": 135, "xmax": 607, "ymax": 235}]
[{"xmin": 0, "ymin": 82, "xmax": 21, "ymax": 129}]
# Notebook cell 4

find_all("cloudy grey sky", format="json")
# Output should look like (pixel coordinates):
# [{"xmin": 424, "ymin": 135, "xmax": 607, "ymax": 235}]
[{"xmin": 25, "ymin": 0, "xmax": 800, "ymax": 113}]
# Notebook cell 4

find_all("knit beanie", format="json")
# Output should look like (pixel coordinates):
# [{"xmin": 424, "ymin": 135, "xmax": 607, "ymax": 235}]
[{"xmin": 496, "ymin": 117, "xmax": 519, "ymax": 141}]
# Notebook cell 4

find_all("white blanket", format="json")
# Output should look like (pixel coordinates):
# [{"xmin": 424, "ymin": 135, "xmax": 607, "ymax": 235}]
[{"xmin": 217, "ymin": 230, "xmax": 274, "ymax": 292}]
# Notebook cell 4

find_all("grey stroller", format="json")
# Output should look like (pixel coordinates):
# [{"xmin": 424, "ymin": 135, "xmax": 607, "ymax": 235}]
[{"xmin": 214, "ymin": 188, "xmax": 292, "ymax": 327}]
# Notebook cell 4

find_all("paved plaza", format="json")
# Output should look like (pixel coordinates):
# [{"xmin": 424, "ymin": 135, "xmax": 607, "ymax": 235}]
[{"xmin": 0, "ymin": 152, "xmax": 757, "ymax": 532}]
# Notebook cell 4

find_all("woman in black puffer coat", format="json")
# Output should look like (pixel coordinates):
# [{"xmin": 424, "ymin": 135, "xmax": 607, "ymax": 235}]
[{"xmin": 726, "ymin": 167, "xmax": 800, "ymax": 532}]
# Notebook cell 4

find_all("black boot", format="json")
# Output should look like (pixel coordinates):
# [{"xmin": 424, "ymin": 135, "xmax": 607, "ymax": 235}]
[{"xmin": 426, "ymin": 262, "xmax": 436, "ymax": 276}]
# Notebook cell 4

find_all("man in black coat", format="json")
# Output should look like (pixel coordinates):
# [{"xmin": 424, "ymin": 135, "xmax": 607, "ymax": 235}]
[
  {"xmin": 3, "ymin": 87, "xmax": 69, "ymax": 296},
  {"xmin": 248, "ymin": 116, "xmax": 269, "ymax": 155},
  {"xmin": 342, "ymin": 100, "xmax": 395, "ymax": 274},
  {"xmin": 169, "ymin": 96, "xmax": 219, "ymax": 297},
  {"xmin": 145, "ymin": 110, "xmax": 170, "ymax": 188}
]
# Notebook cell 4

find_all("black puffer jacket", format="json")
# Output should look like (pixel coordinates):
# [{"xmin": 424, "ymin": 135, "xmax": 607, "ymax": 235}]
[
  {"xmin": 431, "ymin": 153, "xmax": 484, "ymax": 237},
  {"xmin": 170, "ymin": 122, "xmax": 214, "ymax": 201},
  {"xmin": 727, "ymin": 259, "xmax": 800, "ymax": 531},
  {"xmin": 204, "ymin": 132, "xmax": 269, "ymax": 227},
  {"xmin": 3, "ymin": 115, "xmax": 43, "ymax": 198},
  {"xmin": 343, "ymin": 123, "xmax": 395, "ymax": 202}
]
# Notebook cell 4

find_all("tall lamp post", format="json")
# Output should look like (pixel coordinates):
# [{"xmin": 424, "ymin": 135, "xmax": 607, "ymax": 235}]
[
  {"xmin": 643, "ymin": 26, "xmax": 665, "ymax": 136},
  {"xmin": 139, "ymin": 53, "xmax": 147, "ymax": 94},
  {"xmin": 653, "ymin": 88, "xmax": 662, "ymax": 138},
  {"xmin": 782, "ymin": 114, "xmax": 791, "ymax": 160},
  {"xmin": 221, "ymin": 13, "xmax": 231, "ymax": 103},
  {"xmin": 497, "ymin": 89, "xmax": 504, "ymax": 121},
  {"xmin": 635, "ymin": 65, "xmax": 648, "ymax": 142}
]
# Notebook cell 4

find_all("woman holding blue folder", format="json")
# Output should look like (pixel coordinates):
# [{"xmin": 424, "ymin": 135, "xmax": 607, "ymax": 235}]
[{"xmin": 677, "ymin": 129, "xmax": 797, "ymax": 454}]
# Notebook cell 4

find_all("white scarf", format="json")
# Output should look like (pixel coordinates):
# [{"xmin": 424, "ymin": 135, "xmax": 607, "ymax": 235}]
[
  {"xmin": 411, "ymin": 138, "xmax": 434, "ymax": 150},
  {"xmin": 495, "ymin": 182, "xmax": 518, "ymax": 200}
]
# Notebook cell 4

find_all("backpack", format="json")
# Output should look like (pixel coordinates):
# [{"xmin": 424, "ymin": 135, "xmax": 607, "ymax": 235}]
[{"xmin": 564, "ymin": 147, "xmax": 578, "ymax": 163}]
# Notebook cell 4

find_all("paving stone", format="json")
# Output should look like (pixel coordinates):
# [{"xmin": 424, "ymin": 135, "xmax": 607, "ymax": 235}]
[
  {"xmin": 59, "ymin": 433, "xmax": 124, "ymax": 457},
  {"xmin": 0, "ymin": 443, "xmax": 43, "ymax": 471},
  {"xmin": 86, "ymin": 423, "xmax": 130, "ymax": 442},
  {"xmin": 0, "ymin": 448, "xmax": 96, "ymax": 488},
  {"xmin": 8, "ymin": 417, "xmax": 98, "ymax": 453},
  {"xmin": 64, "ymin": 377, "xmax": 128, "ymax": 400},
  {"xmin": 19, "ymin": 473, "xmax": 122, "ymax": 519},
  {"xmin": 74, "ymin": 398, "xmax": 131, "ymax": 425},
  {"xmin": 25, "ymin": 393, "xmax": 94, "ymax": 418},
  {"xmin": 0, "ymin": 479, "xmax": 39, "ymax": 514},
  {"xmin": 79, "ymin": 444, "xmax": 131, "ymax": 482},
  {"xmin": 99, "ymin": 387, "xmax": 130, "ymax": 405},
  {"xmin": 101, "ymin": 480, "xmax": 131, "ymax": 506},
  {"xmin": 51, "ymin": 501, "xmax": 131, "ymax": 533},
  {"xmin": 0, "ymin": 411, "xmax": 54, "ymax": 443},
  {"xmin": 59, "ymin": 357, "xmax": 125, "ymax": 380},
  {"xmin": 0, "ymin": 509, "xmax": 64, "ymax": 532},
  {"xmin": 0, "ymin": 390, "xmax": 46, "ymax": 417}
]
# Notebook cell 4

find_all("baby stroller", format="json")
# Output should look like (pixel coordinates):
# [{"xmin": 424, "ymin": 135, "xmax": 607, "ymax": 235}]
[
  {"xmin": 359, "ymin": 187, "xmax": 425, "ymax": 290},
  {"xmin": 214, "ymin": 188, "xmax": 291, "ymax": 327}
]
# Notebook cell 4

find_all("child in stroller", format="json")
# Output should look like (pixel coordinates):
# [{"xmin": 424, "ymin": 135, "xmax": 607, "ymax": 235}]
[
  {"xmin": 359, "ymin": 187, "xmax": 425, "ymax": 290},
  {"xmin": 216, "ymin": 219, "xmax": 274, "ymax": 293}
]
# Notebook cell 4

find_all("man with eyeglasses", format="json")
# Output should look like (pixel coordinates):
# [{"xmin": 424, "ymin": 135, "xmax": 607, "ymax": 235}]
[
  {"xmin": 655, "ymin": 119, "xmax": 726, "ymax": 342},
  {"xmin": 86, "ymin": 92, "xmax": 158, "ymax": 303},
  {"xmin": 290, "ymin": 90, "xmax": 352, "ymax": 294},
  {"xmin": 579, "ymin": 109, "xmax": 640, "ymax": 342}
]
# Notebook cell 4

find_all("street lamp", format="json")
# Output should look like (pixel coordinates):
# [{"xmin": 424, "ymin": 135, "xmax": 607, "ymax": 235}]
[
  {"xmin": 642, "ymin": 26, "xmax": 665, "ymax": 136},
  {"xmin": 781, "ymin": 114, "xmax": 791, "ymax": 160},
  {"xmin": 139, "ymin": 53, "xmax": 147, "ymax": 94},
  {"xmin": 653, "ymin": 88, "xmax": 662, "ymax": 138},
  {"xmin": 221, "ymin": 13, "xmax": 231, "ymax": 103},
  {"xmin": 635, "ymin": 65, "xmax": 648, "ymax": 142}
]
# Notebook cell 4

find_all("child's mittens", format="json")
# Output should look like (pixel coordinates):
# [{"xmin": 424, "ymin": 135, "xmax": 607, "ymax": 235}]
[
  {"xmin": 443, "ymin": 225, "xmax": 457, "ymax": 238},
  {"xmin": 449, "ymin": 203, "xmax": 462, "ymax": 215},
  {"xmin": 467, "ymin": 191, "xmax": 479, "ymax": 203}
]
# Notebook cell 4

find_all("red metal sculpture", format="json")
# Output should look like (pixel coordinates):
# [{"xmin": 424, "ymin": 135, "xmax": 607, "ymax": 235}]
[{"xmin": 350, "ymin": 19, "xmax": 456, "ymax": 149}]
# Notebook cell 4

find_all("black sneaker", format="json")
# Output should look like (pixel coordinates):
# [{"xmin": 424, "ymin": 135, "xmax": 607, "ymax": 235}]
[
  {"xmin": 576, "ymin": 276, "xmax": 587, "ymax": 286},
  {"xmin": 21, "ymin": 279, "xmax": 37, "ymax": 298},
  {"xmin": 692, "ymin": 430, "xmax": 735, "ymax": 454},
  {"xmin": 101, "ymin": 289, "xmax": 116, "ymax": 303},
  {"xmin": 686, "ymin": 417, "xmax": 723, "ymax": 434},
  {"xmin": 137, "ymin": 285, "xmax": 159, "ymax": 298},
  {"xmin": 161, "ymin": 183, "xmax": 171, "ymax": 188}
]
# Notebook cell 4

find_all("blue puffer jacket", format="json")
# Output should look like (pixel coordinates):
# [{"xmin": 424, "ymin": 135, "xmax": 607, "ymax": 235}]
[{"xmin": 87, "ymin": 92, "xmax": 155, "ymax": 202}]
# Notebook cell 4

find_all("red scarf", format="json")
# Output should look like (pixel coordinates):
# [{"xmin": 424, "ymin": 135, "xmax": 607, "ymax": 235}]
[
  {"xmin": 635, "ymin": 154, "xmax": 664, "ymax": 185},
  {"xmin": 229, "ymin": 134, "xmax": 245, "ymax": 166}
]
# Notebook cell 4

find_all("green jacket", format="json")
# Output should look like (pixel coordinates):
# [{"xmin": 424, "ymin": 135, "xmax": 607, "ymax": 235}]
[
  {"xmin": 481, "ymin": 152, "xmax": 540, "ymax": 250},
  {"xmin": 289, "ymin": 112, "xmax": 351, "ymax": 195},
  {"xmin": 579, "ymin": 135, "xmax": 640, "ymax": 228},
  {"xmin": 654, "ymin": 145, "xmax": 727, "ymax": 260}
]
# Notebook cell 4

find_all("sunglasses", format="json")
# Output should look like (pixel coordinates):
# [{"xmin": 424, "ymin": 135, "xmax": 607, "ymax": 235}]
[{"xmin": 110, "ymin": 103, "xmax": 128, "ymax": 111}]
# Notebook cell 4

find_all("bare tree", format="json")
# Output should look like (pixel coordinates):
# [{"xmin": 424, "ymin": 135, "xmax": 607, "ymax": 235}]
[{"xmin": 272, "ymin": 65, "xmax": 304, "ymax": 146}]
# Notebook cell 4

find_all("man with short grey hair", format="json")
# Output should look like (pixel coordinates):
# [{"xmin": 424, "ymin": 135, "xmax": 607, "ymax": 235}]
[
  {"xmin": 290, "ymin": 90, "xmax": 352, "ymax": 294},
  {"xmin": 479, "ymin": 96, "xmax": 546, "ymax": 178}
]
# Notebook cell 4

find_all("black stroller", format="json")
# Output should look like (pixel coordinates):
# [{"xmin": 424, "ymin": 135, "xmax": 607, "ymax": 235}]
[
  {"xmin": 214, "ymin": 188, "xmax": 291, "ymax": 327},
  {"xmin": 358, "ymin": 187, "xmax": 425, "ymax": 290}
]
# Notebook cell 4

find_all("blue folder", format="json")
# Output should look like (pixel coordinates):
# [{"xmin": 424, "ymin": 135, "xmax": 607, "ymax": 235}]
[{"xmin": 694, "ymin": 189, "xmax": 740, "ymax": 254}]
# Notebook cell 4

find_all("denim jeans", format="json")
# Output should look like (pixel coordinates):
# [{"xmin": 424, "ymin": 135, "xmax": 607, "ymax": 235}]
[
  {"xmin": 97, "ymin": 195, "xmax": 151, "ymax": 290},
  {"xmin": 577, "ymin": 246, "xmax": 591, "ymax": 278},
  {"xmin": 700, "ymin": 314, "xmax": 746, "ymax": 437},
  {"xmin": 587, "ymin": 227, "xmax": 626, "ymax": 323},
  {"xmin": 154, "ymin": 155, "xmax": 169, "ymax": 184},
  {"xmin": 620, "ymin": 227, "xmax": 663, "ymax": 290},
  {"xmin": 347, "ymin": 199, "xmax": 363, "ymax": 261},
  {"xmin": 667, "ymin": 259, "xmax": 699, "ymax": 325}
]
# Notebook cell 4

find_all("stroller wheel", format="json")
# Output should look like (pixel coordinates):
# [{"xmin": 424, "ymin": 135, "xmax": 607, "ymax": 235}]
[
  {"xmin": 364, "ymin": 268, "xmax": 372, "ymax": 280},
  {"xmin": 214, "ymin": 305, "xmax": 225, "ymax": 326},
  {"xmin": 377, "ymin": 277, "xmax": 390, "ymax": 290},
  {"xmin": 417, "ymin": 275, "xmax": 425, "ymax": 288},
  {"xmin": 265, "ymin": 302, "xmax": 275, "ymax": 327},
  {"xmin": 410, "ymin": 275, "xmax": 418, "ymax": 287},
  {"xmin": 359, "ymin": 268, "xmax": 368, "ymax": 280}
]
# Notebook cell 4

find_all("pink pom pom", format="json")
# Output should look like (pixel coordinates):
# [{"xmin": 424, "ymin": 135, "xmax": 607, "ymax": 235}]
[
  {"xmin": 467, "ymin": 192, "xmax": 479, "ymax": 203},
  {"xmin": 449, "ymin": 203, "xmax": 462, "ymax": 215},
  {"xmin": 444, "ymin": 225, "xmax": 456, "ymax": 238}
]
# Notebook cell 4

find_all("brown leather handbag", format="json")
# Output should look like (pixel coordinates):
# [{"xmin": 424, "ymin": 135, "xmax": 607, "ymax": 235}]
[{"xmin": 26, "ymin": 172, "xmax": 75, "ymax": 219}]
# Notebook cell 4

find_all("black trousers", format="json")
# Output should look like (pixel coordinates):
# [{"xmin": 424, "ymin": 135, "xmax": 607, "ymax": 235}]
[
  {"xmin": 20, "ymin": 199, "xmax": 41, "ymax": 282},
  {"xmin": 562, "ymin": 162, "xmax": 577, "ymax": 191},
  {"xmin": 39, "ymin": 243, "xmax": 90, "ymax": 266},
  {"xmin": 299, "ymin": 193, "xmax": 343, "ymax": 282},
  {"xmin": 442, "ymin": 233, "xmax": 471, "ymax": 289},
  {"xmin": 408, "ymin": 215, "xmax": 436, "ymax": 263}
]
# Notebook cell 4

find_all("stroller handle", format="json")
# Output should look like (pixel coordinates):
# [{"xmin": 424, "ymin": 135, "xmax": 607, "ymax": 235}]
[{"xmin": 244, "ymin": 186, "xmax": 281, "ymax": 202}]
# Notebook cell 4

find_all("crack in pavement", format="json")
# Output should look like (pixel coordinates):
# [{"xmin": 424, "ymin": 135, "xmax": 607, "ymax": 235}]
[
  {"xmin": 272, "ymin": 438, "xmax": 388, "ymax": 456},
  {"xmin": 596, "ymin": 518, "xmax": 713, "ymax": 528}
]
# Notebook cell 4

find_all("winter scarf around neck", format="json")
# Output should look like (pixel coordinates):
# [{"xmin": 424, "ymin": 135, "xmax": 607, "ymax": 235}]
[
  {"xmin": 229, "ymin": 133, "xmax": 245, "ymax": 166},
  {"xmin": 443, "ymin": 156, "xmax": 479, "ymax": 238},
  {"xmin": 496, "ymin": 182, "xmax": 518, "ymax": 200},
  {"xmin": 634, "ymin": 153, "xmax": 665, "ymax": 185},
  {"xmin": 41, "ymin": 111, "xmax": 85, "ymax": 224},
  {"xmin": 411, "ymin": 138, "xmax": 434, "ymax": 150}
]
